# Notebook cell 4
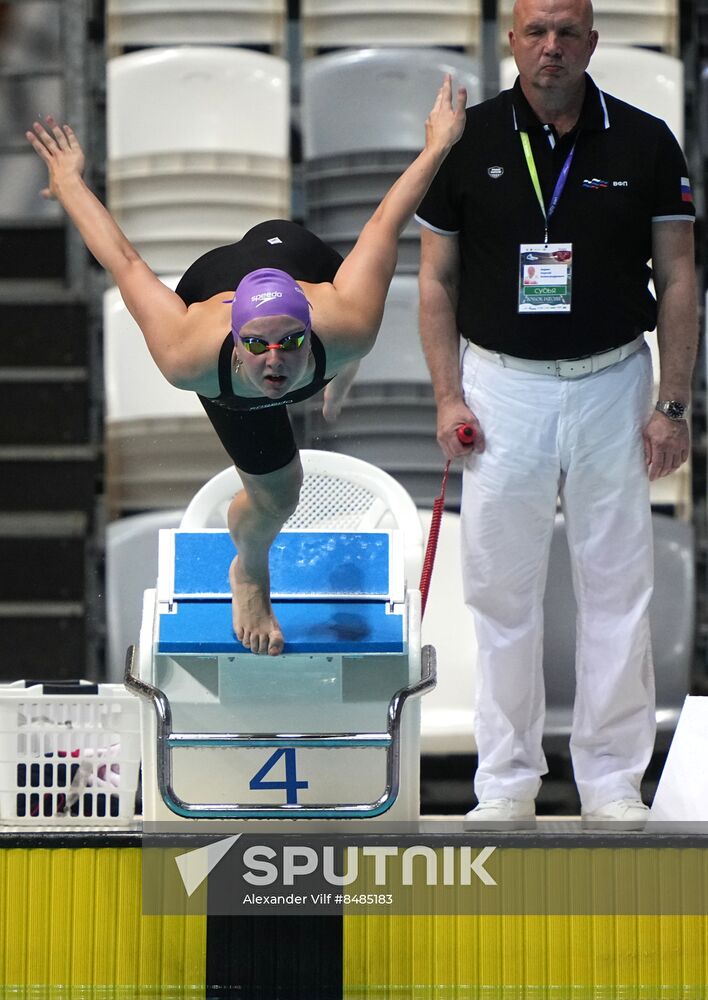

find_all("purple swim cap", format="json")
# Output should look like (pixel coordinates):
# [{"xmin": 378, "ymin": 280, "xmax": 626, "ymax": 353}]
[{"xmin": 231, "ymin": 268, "xmax": 311, "ymax": 341}]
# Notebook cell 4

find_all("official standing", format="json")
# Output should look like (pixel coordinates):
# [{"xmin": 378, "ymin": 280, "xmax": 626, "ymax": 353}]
[{"xmin": 416, "ymin": 0, "xmax": 697, "ymax": 828}]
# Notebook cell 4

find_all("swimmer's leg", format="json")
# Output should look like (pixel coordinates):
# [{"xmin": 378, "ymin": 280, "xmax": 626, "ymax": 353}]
[{"xmin": 227, "ymin": 452, "xmax": 303, "ymax": 655}]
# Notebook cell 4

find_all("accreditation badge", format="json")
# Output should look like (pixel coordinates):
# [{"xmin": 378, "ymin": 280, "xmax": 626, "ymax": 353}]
[{"xmin": 518, "ymin": 243, "xmax": 573, "ymax": 313}]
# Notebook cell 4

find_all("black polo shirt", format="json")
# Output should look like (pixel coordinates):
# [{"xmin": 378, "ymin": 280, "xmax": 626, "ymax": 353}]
[{"xmin": 415, "ymin": 75, "xmax": 694, "ymax": 360}]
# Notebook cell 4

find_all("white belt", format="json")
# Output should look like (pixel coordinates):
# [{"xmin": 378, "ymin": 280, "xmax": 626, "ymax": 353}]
[{"xmin": 468, "ymin": 334, "xmax": 645, "ymax": 379}]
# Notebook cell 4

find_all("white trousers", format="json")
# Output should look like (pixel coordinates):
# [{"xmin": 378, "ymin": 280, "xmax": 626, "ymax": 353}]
[{"xmin": 460, "ymin": 345, "xmax": 655, "ymax": 813}]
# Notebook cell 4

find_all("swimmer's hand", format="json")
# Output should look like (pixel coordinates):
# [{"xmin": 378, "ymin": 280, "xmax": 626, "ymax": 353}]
[
  {"xmin": 425, "ymin": 74, "xmax": 467, "ymax": 155},
  {"xmin": 321, "ymin": 387, "xmax": 343, "ymax": 423},
  {"xmin": 322, "ymin": 360, "xmax": 359, "ymax": 423},
  {"xmin": 25, "ymin": 117, "xmax": 85, "ymax": 200}
]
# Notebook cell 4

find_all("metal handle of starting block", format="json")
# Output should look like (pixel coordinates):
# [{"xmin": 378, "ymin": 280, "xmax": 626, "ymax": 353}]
[{"xmin": 124, "ymin": 643, "xmax": 436, "ymax": 820}]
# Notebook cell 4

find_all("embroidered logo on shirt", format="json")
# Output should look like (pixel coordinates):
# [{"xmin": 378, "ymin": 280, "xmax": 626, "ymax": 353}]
[
  {"xmin": 487, "ymin": 166, "xmax": 504, "ymax": 179},
  {"xmin": 582, "ymin": 178, "xmax": 609, "ymax": 189},
  {"xmin": 681, "ymin": 177, "xmax": 693, "ymax": 204}
]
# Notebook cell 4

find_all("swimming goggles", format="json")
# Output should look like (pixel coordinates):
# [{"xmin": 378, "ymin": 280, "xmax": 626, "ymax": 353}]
[{"xmin": 237, "ymin": 331, "xmax": 306, "ymax": 355}]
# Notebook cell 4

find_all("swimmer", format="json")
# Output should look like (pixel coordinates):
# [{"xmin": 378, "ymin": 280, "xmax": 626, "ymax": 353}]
[{"xmin": 27, "ymin": 75, "xmax": 466, "ymax": 655}]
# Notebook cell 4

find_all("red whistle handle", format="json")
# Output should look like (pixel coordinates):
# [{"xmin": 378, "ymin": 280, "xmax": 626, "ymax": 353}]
[{"xmin": 456, "ymin": 423, "xmax": 476, "ymax": 444}]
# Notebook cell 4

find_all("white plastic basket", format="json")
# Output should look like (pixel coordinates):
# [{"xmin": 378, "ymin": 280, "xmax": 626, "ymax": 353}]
[{"xmin": 0, "ymin": 680, "xmax": 141, "ymax": 826}]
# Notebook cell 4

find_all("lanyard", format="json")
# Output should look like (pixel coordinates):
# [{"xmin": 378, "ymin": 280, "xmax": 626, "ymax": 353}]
[{"xmin": 519, "ymin": 130, "xmax": 577, "ymax": 243}]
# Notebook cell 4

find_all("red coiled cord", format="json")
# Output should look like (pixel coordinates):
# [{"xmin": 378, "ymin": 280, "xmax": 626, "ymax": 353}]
[{"xmin": 419, "ymin": 424, "xmax": 476, "ymax": 618}]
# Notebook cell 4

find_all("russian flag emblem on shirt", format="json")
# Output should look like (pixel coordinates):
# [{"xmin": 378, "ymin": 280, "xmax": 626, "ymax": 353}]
[{"xmin": 681, "ymin": 177, "xmax": 693, "ymax": 203}]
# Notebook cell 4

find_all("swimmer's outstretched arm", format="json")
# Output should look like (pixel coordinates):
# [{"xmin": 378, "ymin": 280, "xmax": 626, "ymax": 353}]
[
  {"xmin": 315, "ymin": 75, "xmax": 466, "ymax": 356},
  {"xmin": 24, "ymin": 117, "xmax": 205, "ymax": 385}
]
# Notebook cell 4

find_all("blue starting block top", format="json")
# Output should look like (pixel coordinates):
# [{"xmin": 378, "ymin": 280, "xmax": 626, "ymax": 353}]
[
  {"xmin": 155, "ymin": 530, "xmax": 406, "ymax": 655},
  {"xmin": 160, "ymin": 530, "xmax": 400, "ymax": 601},
  {"xmin": 158, "ymin": 600, "xmax": 404, "ymax": 655}
]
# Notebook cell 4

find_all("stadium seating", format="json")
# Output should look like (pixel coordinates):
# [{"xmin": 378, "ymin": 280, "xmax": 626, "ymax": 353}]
[
  {"xmin": 103, "ymin": 282, "xmax": 229, "ymax": 515},
  {"xmin": 302, "ymin": 47, "xmax": 481, "ymax": 273},
  {"xmin": 499, "ymin": 0, "xmax": 679, "ymax": 55},
  {"xmin": 106, "ymin": 0, "xmax": 286, "ymax": 53},
  {"xmin": 107, "ymin": 46, "xmax": 290, "ymax": 273},
  {"xmin": 301, "ymin": 0, "xmax": 480, "ymax": 52}
]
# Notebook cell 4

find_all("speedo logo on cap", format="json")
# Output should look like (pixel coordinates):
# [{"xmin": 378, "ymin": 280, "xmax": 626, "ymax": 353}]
[{"xmin": 251, "ymin": 291, "xmax": 283, "ymax": 306}]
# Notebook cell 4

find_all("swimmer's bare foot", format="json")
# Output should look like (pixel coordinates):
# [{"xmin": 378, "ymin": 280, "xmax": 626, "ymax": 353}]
[{"xmin": 229, "ymin": 556, "xmax": 284, "ymax": 656}]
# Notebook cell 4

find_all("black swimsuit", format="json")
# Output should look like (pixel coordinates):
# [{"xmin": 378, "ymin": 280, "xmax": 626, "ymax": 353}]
[{"xmin": 175, "ymin": 220, "xmax": 343, "ymax": 475}]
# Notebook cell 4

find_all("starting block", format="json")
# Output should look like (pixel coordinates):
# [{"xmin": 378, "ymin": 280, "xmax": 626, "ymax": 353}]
[{"xmin": 127, "ymin": 522, "xmax": 435, "ymax": 823}]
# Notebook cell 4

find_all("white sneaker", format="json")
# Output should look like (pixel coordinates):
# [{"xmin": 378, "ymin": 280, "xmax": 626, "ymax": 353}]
[
  {"xmin": 463, "ymin": 798, "xmax": 536, "ymax": 831},
  {"xmin": 581, "ymin": 798, "xmax": 649, "ymax": 830}
]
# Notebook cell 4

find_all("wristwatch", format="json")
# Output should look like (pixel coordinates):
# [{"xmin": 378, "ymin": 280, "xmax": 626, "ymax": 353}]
[{"xmin": 655, "ymin": 399, "xmax": 688, "ymax": 421}]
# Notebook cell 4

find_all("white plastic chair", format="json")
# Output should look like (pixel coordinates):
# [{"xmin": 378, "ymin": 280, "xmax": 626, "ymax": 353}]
[
  {"xmin": 0, "ymin": 2, "xmax": 62, "ymax": 219},
  {"xmin": 301, "ymin": 0, "xmax": 481, "ymax": 51},
  {"xmin": 589, "ymin": 47, "xmax": 683, "ymax": 144},
  {"xmin": 303, "ymin": 48, "xmax": 481, "ymax": 159},
  {"xmin": 593, "ymin": 0, "xmax": 679, "ymax": 54},
  {"xmin": 107, "ymin": 0, "xmax": 286, "ymax": 52},
  {"xmin": 107, "ymin": 46, "xmax": 290, "ymax": 272},
  {"xmin": 589, "ymin": 0, "xmax": 678, "ymax": 53},
  {"xmin": 501, "ymin": 49, "xmax": 683, "ymax": 145},
  {"xmin": 106, "ymin": 509, "xmax": 185, "ymax": 681},
  {"xmin": 303, "ymin": 48, "xmax": 480, "ymax": 270},
  {"xmin": 180, "ymin": 451, "xmax": 425, "ymax": 587},
  {"xmin": 355, "ymin": 276, "xmax": 428, "ymax": 384},
  {"xmin": 499, "ymin": 0, "xmax": 678, "ymax": 54},
  {"xmin": 103, "ymin": 283, "xmax": 228, "ymax": 514},
  {"xmin": 103, "ymin": 281, "xmax": 205, "ymax": 422},
  {"xmin": 297, "ymin": 431, "xmax": 454, "ymax": 506}
]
